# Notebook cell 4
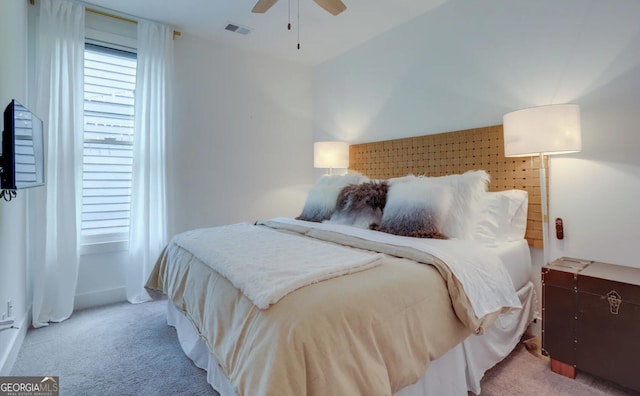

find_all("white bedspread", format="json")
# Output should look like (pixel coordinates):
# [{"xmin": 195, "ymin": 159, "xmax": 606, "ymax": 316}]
[{"xmin": 172, "ymin": 223, "xmax": 383, "ymax": 309}]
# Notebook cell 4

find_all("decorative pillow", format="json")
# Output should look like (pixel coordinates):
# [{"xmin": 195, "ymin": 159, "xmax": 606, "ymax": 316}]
[
  {"xmin": 473, "ymin": 190, "xmax": 528, "ymax": 244},
  {"xmin": 326, "ymin": 181, "xmax": 389, "ymax": 229},
  {"xmin": 389, "ymin": 170, "xmax": 490, "ymax": 239},
  {"xmin": 427, "ymin": 170, "xmax": 490, "ymax": 239},
  {"xmin": 373, "ymin": 179, "xmax": 453, "ymax": 239},
  {"xmin": 296, "ymin": 173, "xmax": 369, "ymax": 222}
]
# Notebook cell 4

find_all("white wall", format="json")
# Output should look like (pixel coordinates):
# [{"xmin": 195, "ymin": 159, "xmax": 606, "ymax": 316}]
[
  {"xmin": 313, "ymin": 0, "xmax": 640, "ymax": 270},
  {"xmin": 168, "ymin": 34, "xmax": 313, "ymax": 237},
  {"xmin": 0, "ymin": 0, "xmax": 30, "ymax": 375},
  {"xmin": 74, "ymin": 250, "xmax": 127, "ymax": 310}
]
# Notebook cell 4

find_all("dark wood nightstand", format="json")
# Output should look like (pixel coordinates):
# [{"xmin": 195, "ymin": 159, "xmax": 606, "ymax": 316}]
[{"xmin": 542, "ymin": 257, "xmax": 640, "ymax": 392}]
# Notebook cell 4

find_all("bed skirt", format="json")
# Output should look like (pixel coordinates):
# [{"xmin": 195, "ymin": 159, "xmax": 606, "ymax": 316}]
[{"xmin": 167, "ymin": 281, "xmax": 535, "ymax": 396}]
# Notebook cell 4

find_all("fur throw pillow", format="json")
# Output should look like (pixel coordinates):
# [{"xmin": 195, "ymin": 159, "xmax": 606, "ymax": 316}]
[
  {"xmin": 296, "ymin": 173, "xmax": 369, "ymax": 222},
  {"xmin": 372, "ymin": 179, "xmax": 452, "ymax": 239},
  {"xmin": 326, "ymin": 181, "xmax": 389, "ymax": 229}
]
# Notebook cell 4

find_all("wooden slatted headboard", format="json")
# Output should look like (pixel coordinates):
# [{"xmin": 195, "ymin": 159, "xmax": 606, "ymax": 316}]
[{"xmin": 348, "ymin": 125, "xmax": 545, "ymax": 248}]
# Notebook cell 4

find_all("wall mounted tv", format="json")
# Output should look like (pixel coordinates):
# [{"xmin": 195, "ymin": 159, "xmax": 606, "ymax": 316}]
[{"xmin": 0, "ymin": 99, "xmax": 45, "ymax": 200}]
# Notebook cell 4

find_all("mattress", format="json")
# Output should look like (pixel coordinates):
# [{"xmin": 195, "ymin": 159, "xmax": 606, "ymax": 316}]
[{"xmin": 487, "ymin": 239, "xmax": 532, "ymax": 290}]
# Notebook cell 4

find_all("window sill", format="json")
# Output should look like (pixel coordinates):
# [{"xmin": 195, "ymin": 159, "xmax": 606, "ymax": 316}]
[{"xmin": 80, "ymin": 240, "xmax": 129, "ymax": 256}]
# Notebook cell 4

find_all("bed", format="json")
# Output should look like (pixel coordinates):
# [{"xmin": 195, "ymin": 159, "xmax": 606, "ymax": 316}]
[{"xmin": 146, "ymin": 125, "xmax": 542, "ymax": 395}]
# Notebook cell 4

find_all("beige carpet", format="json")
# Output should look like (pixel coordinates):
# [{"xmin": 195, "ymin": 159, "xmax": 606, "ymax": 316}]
[{"xmin": 11, "ymin": 300, "xmax": 640, "ymax": 395}]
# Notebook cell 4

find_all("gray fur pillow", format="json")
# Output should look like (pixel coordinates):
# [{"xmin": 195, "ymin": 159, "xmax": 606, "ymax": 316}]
[
  {"xmin": 326, "ymin": 181, "xmax": 389, "ymax": 228},
  {"xmin": 297, "ymin": 173, "xmax": 369, "ymax": 222},
  {"xmin": 373, "ymin": 179, "xmax": 453, "ymax": 239},
  {"xmin": 390, "ymin": 171, "xmax": 490, "ymax": 239}
]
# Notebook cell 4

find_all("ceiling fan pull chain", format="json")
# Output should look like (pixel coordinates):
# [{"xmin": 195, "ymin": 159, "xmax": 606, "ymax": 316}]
[
  {"xmin": 297, "ymin": 0, "xmax": 301, "ymax": 50},
  {"xmin": 288, "ymin": 0, "xmax": 291, "ymax": 30}
]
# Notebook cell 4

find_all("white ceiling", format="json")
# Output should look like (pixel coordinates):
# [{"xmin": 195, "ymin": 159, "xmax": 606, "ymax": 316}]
[{"xmin": 82, "ymin": 0, "xmax": 448, "ymax": 65}]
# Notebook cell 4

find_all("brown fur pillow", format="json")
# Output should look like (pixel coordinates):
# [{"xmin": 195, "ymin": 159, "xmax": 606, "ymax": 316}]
[
  {"xmin": 326, "ymin": 181, "xmax": 389, "ymax": 228},
  {"xmin": 370, "ymin": 218, "xmax": 447, "ymax": 239}
]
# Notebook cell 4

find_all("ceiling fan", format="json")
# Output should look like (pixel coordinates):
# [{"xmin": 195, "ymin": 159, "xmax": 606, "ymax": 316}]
[{"xmin": 252, "ymin": 0, "xmax": 347, "ymax": 16}]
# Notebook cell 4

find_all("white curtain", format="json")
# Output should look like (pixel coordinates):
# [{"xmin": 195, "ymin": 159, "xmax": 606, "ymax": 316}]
[
  {"xmin": 31, "ymin": 0, "xmax": 85, "ymax": 328},
  {"xmin": 127, "ymin": 20, "xmax": 173, "ymax": 303}
]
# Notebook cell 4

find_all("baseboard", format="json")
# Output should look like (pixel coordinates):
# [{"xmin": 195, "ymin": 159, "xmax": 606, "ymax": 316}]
[
  {"xmin": 74, "ymin": 286, "xmax": 127, "ymax": 311},
  {"xmin": 0, "ymin": 306, "xmax": 31, "ymax": 375}
]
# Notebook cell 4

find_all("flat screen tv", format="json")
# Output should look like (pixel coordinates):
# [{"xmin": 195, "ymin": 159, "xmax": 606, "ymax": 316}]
[{"xmin": 1, "ymin": 99, "xmax": 45, "ymax": 196}]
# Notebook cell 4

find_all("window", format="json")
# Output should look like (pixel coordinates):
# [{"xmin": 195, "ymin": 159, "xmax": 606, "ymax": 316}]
[{"xmin": 81, "ymin": 44, "xmax": 137, "ymax": 248}]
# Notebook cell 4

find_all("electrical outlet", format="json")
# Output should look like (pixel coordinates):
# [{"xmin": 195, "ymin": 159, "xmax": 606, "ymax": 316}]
[{"xmin": 7, "ymin": 299, "xmax": 13, "ymax": 318}]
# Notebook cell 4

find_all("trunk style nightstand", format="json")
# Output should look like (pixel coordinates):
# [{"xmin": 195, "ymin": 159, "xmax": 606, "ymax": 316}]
[{"xmin": 542, "ymin": 257, "xmax": 640, "ymax": 392}]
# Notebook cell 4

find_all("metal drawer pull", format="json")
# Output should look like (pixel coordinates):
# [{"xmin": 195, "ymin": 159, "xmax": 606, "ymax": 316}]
[{"xmin": 607, "ymin": 290, "xmax": 622, "ymax": 314}]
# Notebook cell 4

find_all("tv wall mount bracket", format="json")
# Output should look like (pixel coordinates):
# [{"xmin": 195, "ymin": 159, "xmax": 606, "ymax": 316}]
[{"xmin": 0, "ymin": 165, "xmax": 17, "ymax": 201}]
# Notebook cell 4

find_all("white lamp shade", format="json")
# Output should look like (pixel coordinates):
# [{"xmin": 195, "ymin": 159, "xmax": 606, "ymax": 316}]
[
  {"xmin": 503, "ymin": 104, "xmax": 582, "ymax": 157},
  {"xmin": 314, "ymin": 141, "xmax": 349, "ymax": 169}
]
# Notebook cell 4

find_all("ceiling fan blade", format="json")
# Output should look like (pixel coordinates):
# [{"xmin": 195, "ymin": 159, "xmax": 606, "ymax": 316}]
[
  {"xmin": 252, "ymin": 0, "xmax": 279, "ymax": 13},
  {"xmin": 313, "ymin": 0, "xmax": 346, "ymax": 15}
]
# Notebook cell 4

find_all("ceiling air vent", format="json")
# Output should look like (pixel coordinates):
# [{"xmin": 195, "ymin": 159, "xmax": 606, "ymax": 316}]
[{"xmin": 225, "ymin": 23, "xmax": 251, "ymax": 35}]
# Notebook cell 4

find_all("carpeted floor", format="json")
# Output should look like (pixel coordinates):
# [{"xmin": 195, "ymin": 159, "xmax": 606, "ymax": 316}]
[
  {"xmin": 10, "ymin": 300, "xmax": 640, "ymax": 395},
  {"xmin": 11, "ymin": 299, "xmax": 214, "ymax": 395},
  {"xmin": 481, "ymin": 342, "xmax": 638, "ymax": 396}
]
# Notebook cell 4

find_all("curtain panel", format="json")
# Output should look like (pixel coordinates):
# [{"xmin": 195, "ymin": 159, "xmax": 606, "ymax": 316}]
[
  {"xmin": 127, "ymin": 20, "xmax": 173, "ymax": 303},
  {"xmin": 31, "ymin": 0, "xmax": 85, "ymax": 328}
]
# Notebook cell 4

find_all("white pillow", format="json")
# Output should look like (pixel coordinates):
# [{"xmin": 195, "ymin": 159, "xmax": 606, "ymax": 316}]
[
  {"xmin": 387, "ymin": 174, "xmax": 417, "ymax": 185},
  {"xmin": 473, "ymin": 189, "xmax": 528, "ymax": 244},
  {"xmin": 297, "ymin": 173, "xmax": 369, "ymax": 222},
  {"xmin": 376, "ymin": 179, "xmax": 453, "ymax": 238},
  {"xmin": 410, "ymin": 170, "xmax": 489, "ymax": 239}
]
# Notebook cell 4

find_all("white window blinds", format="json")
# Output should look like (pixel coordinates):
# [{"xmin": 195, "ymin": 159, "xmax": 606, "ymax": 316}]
[{"xmin": 82, "ymin": 44, "xmax": 137, "ymax": 242}]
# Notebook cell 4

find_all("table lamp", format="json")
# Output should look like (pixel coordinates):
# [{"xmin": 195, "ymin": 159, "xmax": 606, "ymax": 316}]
[{"xmin": 313, "ymin": 141, "xmax": 349, "ymax": 175}]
